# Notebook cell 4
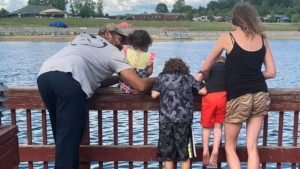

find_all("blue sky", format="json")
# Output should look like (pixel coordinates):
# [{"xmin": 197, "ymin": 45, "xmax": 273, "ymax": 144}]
[{"xmin": 0, "ymin": 0, "xmax": 212, "ymax": 14}]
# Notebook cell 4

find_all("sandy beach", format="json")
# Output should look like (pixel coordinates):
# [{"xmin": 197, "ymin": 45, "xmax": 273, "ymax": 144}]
[{"xmin": 0, "ymin": 26, "xmax": 300, "ymax": 41}]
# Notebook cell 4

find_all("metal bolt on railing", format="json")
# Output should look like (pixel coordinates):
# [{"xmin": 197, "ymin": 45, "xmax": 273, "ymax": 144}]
[{"xmin": 0, "ymin": 82, "xmax": 8, "ymax": 117}]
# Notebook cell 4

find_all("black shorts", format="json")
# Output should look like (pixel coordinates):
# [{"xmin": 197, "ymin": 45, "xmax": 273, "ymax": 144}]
[{"xmin": 157, "ymin": 122, "xmax": 191, "ymax": 161}]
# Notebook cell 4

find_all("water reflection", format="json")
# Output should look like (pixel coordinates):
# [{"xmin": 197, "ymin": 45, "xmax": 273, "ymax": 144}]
[{"xmin": 1, "ymin": 40, "xmax": 299, "ymax": 168}]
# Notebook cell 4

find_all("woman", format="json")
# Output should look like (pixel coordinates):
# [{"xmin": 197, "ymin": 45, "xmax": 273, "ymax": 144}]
[{"xmin": 195, "ymin": 2, "xmax": 276, "ymax": 169}]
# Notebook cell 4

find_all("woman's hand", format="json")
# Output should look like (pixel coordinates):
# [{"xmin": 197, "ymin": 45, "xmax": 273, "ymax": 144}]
[{"xmin": 194, "ymin": 72, "xmax": 205, "ymax": 82}]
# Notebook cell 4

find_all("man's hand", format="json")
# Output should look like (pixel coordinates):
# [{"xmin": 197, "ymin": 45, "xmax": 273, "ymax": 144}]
[
  {"xmin": 119, "ymin": 68, "xmax": 156, "ymax": 92},
  {"xmin": 100, "ymin": 75, "xmax": 120, "ymax": 88}
]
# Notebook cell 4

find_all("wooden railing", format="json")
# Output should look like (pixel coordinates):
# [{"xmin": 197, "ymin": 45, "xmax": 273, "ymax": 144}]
[{"xmin": 2, "ymin": 87, "xmax": 300, "ymax": 169}]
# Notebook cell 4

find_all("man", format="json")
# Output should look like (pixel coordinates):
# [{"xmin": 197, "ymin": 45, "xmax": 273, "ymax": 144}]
[{"xmin": 37, "ymin": 23, "xmax": 155, "ymax": 169}]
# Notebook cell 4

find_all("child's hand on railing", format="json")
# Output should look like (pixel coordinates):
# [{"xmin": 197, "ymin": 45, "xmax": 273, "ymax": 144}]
[{"xmin": 198, "ymin": 86, "xmax": 207, "ymax": 95}]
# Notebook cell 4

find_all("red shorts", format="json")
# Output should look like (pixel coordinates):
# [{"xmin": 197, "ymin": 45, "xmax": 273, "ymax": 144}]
[{"xmin": 201, "ymin": 91, "xmax": 227, "ymax": 128}]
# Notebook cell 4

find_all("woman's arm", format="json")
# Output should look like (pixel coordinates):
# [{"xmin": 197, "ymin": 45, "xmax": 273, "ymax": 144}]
[
  {"xmin": 262, "ymin": 39, "xmax": 276, "ymax": 79},
  {"xmin": 195, "ymin": 34, "xmax": 226, "ymax": 81}
]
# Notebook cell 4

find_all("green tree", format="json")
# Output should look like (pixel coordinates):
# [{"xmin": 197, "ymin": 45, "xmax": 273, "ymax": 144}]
[
  {"xmin": 75, "ymin": 0, "xmax": 96, "ymax": 18},
  {"xmin": 258, "ymin": 0, "xmax": 269, "ymax": 16},
  {"xmin": 291, "ymin": 13, "xmax": 300, "ymax": 23},
  {"xmin": 206, "ymin": 1, "xmax": 218, "ymax": 11},
  {"xmin": 95, "ymin": 0, "xmax": 103, "ymax": 17},
  {"xmin": 155, "ymin": 3, "xmax": 169, "ymax": 13},
  {"xmin": 198, "ymin": 5, "xmax": 206, "ymax": 15},
  {"xmin": 294, "ymin": 0, "xmax": 300, "ymax": 6},
  {"xmin": 28, "ymin": 0, "xmax": 67, "ymax": 10},
  {"xmin": 186, "ymin": 10, "xmax": 194, "ymax": 20},
  {"xmin": 207, "ymin": 10, "xmax": 214, "ymax": 22},
  {"xmin": 172, "ymin": 0, "xmax": 185, "ymax": 13},
  {"xmin": 269, "ymin": 12, "xmax": 275, "ymax": 22},
  {"xmin": 51, "ymin": 0, "xmax": 68, "ymax": 10},
  {"xmin": 28, "ymin": 0, "xmax": 42, "ymax": 5},
  {"xmin": 184, "ymin": 5, "xmax": 193, "ymax": 12},
  {"xmin": 249, "ymin": 0, "xmax": 262, "ymax": 5},
  {"xmin": 0, "ymin": 8, "xmax": 9, "ymax": 17},
  {"xmin": 69, "ymin": 0, "xmax": 77, "ymax": 16},
  {"xmin": 69, "ymin": 0, "xmax": 97, "ymax": 17}
]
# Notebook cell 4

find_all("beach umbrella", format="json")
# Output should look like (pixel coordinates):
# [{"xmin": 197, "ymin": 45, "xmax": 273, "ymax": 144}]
[
  {"xmin": 117, "ymin": 22, "xmax": 133, "ymax": 28},
  {"xmin": 49, "ymin": 21, "xmax": 68, "ymax": 28}
]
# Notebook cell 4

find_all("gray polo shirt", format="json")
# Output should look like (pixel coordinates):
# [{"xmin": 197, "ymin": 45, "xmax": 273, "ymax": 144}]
[{"xmin": 38, "ymin": 33, "xmax": 132, "ymax": 98}]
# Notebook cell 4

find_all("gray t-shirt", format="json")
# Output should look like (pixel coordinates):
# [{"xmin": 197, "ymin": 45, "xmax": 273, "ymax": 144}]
[
  {"xmin": 152, "ymin": 71, "xmax": 203, "ymax": 124},
  {"xmin": 38, "ymin": 33, "xmax": 132, "ymax": 98}
]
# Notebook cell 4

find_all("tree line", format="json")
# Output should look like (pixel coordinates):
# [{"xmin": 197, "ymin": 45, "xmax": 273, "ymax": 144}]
[
  {"xmin": 156, "ymin": 0, "xmax": 300, "ymax": 22},
  {"xmin": 0, "ymin": 0, "xmax": 299, "ymax": 22},
  {"xmin": 27, "ymin": 0, "xmax": 103, "ymax": 18}
]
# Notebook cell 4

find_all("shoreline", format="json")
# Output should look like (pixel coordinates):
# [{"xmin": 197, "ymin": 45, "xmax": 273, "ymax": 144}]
[{"xmin": 1, "ymin": 31, "xmax": 300, "ymax": 42}]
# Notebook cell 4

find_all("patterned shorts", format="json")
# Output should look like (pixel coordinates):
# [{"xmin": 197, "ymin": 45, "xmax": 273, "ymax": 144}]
[
  {"xmin": 225, "ymin": 92, "xmax": 271, "ymax": 123},
  {"xmin": 157, "ymin": 123, "xmax": 191, "ymax": 161}
]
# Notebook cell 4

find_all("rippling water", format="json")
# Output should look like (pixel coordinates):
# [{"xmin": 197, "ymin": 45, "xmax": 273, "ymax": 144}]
[{"xmin": 1, "ymin": 40, "xmax": 300, "ymax": 168}]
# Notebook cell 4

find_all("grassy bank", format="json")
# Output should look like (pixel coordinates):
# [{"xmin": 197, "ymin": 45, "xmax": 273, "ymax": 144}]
[{"xmin": 0, "ymin": 17, "xmax": 299, "ymax": 31}]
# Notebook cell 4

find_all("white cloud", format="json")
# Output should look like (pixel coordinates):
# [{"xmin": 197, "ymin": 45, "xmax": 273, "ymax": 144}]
[
  {"xmin": 1, "ymin": 0, "xmax": 211, "ymax": 14},
  {"xmin": 0, "ymin": 0, "xmax": 27, "ymax": 12}
]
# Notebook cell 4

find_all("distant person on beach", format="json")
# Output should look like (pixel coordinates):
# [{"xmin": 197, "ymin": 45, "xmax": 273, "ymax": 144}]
[
  {"xmin": 119, "ymin": 30, "xmax": 156, "ymax": 93},
  {"xmin": 200, "ymin": 56, "xmax": 226, "ymax": 167},
  {"xmin": 195, "ymin": 2, "xmax": 276, "ymax": 169},
  {"xmin": 37, "ymin": 23, "xmax": 156, "ymax": 169},
  {"xmin": 151, "ymin": 58, "xmax": 206, "ymax": 169}
]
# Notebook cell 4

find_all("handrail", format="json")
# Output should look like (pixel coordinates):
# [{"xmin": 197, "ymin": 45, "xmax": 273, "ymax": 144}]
[
  {"xmin": 2, "ymin": 87, "xmax": 300, "ymax": 169},
  {"xmin": 5, "ymin": 87, "xmax": 300, "ymax": 111}
]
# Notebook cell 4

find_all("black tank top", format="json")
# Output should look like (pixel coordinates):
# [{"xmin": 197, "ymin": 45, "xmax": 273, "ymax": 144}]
[{"xmin": 225, "ymin": 33, "xmax": 268, "ymax": 100}]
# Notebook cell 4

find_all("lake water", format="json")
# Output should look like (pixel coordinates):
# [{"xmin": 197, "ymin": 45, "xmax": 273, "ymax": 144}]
[{"xmin": 0, "ymin": 40, "xmax": 299, "ymax": 169}]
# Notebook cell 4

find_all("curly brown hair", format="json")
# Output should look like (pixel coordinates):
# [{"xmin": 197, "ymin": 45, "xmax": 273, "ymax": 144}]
[
  {"xmin": 162, "ymin": 58, "xmax": 190, "ymax": 75},
  {"xmin": 232, "ymin": 2, "xmax": 265, "ymax": 38}
]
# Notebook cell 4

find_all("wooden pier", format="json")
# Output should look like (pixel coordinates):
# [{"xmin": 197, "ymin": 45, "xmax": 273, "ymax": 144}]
[{"xmin": 1, "ymin": 87, "xmax": 300, "ymax": 169}]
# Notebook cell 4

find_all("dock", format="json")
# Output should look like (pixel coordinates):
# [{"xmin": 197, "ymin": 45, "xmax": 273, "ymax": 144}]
[{"xmin": 1, "ymin": 87, "xmax": 300, "ymax": 169}]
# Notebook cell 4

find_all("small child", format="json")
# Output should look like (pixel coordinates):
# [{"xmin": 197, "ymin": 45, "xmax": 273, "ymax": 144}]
[
  {"xmin": 200, "ymin": 56, "xmax": 226, "ymax": 167},
  {"xmin": 119, "ymin": 30, "xmax": 155, "ymax": 93},
  {"xmin": 151, "ymin": 58, "xmax": 205, "ymax": 169}
]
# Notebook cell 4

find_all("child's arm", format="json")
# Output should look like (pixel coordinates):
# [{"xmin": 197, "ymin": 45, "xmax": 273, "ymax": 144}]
[
  {"xmin": 145, "ymin": 64, "xmax": 153, "ymax": 76},
  {"xmin": 151, "ymin": 73, "xmax": 161, "ymax": 98},
  {"xmin": 192, "ymin": 76, "xmax": 207, "ymax": 95},
  {"xmin": 151, "ymin": 90, "xmax": 160, "ymax": 99},
  {"xmin": 146, "ymin": 52, "xmax": 155, "ymax": 76},
  {"xmin": 198, "ymin": 86, "xmax": 207, "ymax": 95}
]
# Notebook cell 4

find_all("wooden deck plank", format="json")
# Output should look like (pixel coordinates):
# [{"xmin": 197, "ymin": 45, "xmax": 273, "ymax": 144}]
[{"xmin": 19, "ymin": 145, "xmax": 300, "ymax": 163}]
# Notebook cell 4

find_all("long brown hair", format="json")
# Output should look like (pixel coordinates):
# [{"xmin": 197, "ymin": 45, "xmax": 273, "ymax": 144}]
[
  {"xmin": 232, "ymin": 2, "xmax": 265, "ymax": 38},
  {"xmin": 162, "ymin": 58, "xmax": 190, "ymax": 75}
]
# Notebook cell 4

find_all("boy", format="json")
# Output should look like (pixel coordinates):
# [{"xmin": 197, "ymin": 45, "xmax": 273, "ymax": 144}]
[
  {"xmin": 151, "ymin": 58, "xmax": 206, "ymax": 169},
  {"xmin": 200, "ymin": 56, "xmax": 226, "ymax": 167}
]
